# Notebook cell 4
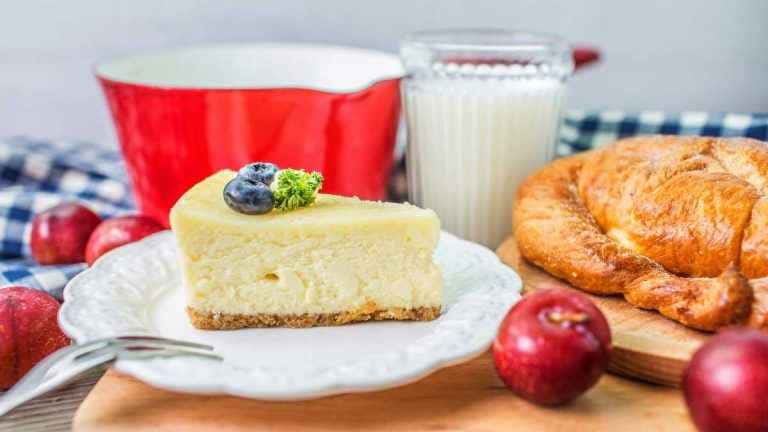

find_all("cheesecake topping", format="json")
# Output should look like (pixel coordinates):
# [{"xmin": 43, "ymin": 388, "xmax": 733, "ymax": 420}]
[
  {"xmin": 223, "ymin": 162, "xmax": 323, "ymax": 215},
  {"xmin": 271, "ymin": 169, "xmax": 324, "ymax": 212},
  {"xmin": 238, "ymin": 162, "xmax": 279, "ymax": 186}
]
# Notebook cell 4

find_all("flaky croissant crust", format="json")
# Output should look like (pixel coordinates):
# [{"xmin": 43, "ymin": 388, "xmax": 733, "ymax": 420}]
[{"xmin": 514, "ymin": 136, "xmax": 768, "ymax": 331}]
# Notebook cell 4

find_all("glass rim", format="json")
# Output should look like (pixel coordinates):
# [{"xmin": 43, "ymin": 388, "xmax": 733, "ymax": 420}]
[{"xmin": 401, "ymin": 28, "xmax": 570, "ymax": 54}]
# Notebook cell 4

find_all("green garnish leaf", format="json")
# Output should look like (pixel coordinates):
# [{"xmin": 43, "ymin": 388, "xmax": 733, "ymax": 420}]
[{"xmin": 271, "ymin": 169, "xmax": 324, "ymax": 211}]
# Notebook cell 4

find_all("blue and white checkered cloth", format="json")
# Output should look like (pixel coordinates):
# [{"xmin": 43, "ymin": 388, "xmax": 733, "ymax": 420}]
[
  {"xmin": 2, "ymin": 111, "xmax": 766, "ymax": 301},
  {"xmin": 0, "ymin": 137, "xmax": 133, "ymax": 300},
  {"xmin": 558, "ymin": 111, "xmax": 768, "ymax": 156}
]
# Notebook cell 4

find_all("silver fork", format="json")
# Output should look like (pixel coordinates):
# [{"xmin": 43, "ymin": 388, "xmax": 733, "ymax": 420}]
[{"xmin": 0, "ymin": 335, "xmax": 221, "ymax": 416}]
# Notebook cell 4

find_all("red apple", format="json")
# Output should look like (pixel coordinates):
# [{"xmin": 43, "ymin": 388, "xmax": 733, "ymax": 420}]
[
  {"xmin": 30, "ymin": 202, "xmax": 102, "ymax": 264},
  {"xmin": 492, "ymin": 288, "xmax": 611, "ymax": 406},
  {"xmin": 85, "ymin": 215, "xmax": 164, "ymax": 265},
  {"xmin": 0, "ymin": 286, "xmax": 70, "ymax": 389},
  {"xmin": 683, "ymin": 329, "xmax": 768, "ymax": 432}
]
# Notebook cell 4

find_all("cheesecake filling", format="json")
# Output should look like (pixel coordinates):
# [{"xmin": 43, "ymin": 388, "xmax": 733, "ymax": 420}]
[{"xmin": 178, "ymin": 228, "xmax": 442, "ymax": 316}]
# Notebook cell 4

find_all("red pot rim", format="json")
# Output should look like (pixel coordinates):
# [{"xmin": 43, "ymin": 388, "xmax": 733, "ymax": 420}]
[{"xmin": 94, "ymin": 42, "xmax": 405, "ymax": 95}]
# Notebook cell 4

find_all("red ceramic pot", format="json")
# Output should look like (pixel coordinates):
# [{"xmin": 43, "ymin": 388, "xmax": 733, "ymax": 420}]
[{"xmin": 97, "ymin": 44, "xmax": 403, "ymax": 226}]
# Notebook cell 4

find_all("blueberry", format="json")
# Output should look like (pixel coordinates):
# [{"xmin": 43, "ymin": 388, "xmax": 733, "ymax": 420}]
[
  {"xmin": 223, "ymin": 177, "xmax": 274, "ymax": 215},
  {"xmin": 238, "ymin": 162, "xmax": 279, "ymax": 186}
]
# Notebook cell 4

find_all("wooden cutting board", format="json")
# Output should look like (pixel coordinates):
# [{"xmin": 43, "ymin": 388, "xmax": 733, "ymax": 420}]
[
  {"xmin": 73, "ymin": 353, "xmax": 694, "ymax": 432},
  {"xmin": 72, "ymin": 238, "xmax": 698, "ymax": 431},
  {"xmin": 496, "ymin": 237, "xmax": 710, "ymax": 387}
]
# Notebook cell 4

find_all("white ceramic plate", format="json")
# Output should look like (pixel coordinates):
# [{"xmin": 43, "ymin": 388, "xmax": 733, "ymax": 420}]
[{"xmin": 59, "ymin": 230, "xmax": 520, "ymax": 400}]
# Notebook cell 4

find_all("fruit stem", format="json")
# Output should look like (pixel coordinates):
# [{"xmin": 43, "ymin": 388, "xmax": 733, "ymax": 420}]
[{"xmin": 546, "ymin": 311, "xmax": 590, "ymax": 325}]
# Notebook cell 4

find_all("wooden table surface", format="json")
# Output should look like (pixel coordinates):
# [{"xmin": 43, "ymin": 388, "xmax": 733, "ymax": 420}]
[
  {"xmin": 0, "ymin": 369, "xmax": 104, "ymax": 432},
  {"xmin": 71, "ymin": 352, "xmax": 694, "ymax": 432}
]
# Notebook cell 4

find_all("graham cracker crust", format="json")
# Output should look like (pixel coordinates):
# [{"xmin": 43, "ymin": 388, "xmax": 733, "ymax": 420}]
[{"xmin": 187, "ymin": 302, "xmax": 442, "ymax": 330}]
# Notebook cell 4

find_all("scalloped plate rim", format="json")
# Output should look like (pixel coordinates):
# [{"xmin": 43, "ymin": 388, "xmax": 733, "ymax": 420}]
[{"xmin": 59, "ymin": 230, "xmax": 521, "ymax": 400}]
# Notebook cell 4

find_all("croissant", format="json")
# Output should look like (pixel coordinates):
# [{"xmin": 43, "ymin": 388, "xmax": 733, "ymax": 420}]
[{"xmin": 513, "ymin": 135, "xmax": 768, "ymax": 331}]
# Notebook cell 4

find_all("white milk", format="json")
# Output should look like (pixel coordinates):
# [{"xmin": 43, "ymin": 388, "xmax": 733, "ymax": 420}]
[{"xmin": 403, "ymin": 77, "xmax": 565, "ymax": 248}]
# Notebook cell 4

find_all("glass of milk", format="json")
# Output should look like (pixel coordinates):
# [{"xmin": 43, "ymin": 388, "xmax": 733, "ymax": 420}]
[{"xmin": 400, "ymin": 29, "xmax": 573, "ymax": 248}]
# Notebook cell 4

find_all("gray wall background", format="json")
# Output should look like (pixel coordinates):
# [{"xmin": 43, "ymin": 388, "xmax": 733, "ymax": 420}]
[{"xmin": 2, "ymin": 0, "xmax": 767, "ymax": 146}]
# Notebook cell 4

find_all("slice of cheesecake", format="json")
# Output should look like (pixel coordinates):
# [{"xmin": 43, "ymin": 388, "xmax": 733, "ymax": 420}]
[{"xmin": 170, "ymin": 170, "xmax": 443, "ymax": 329}]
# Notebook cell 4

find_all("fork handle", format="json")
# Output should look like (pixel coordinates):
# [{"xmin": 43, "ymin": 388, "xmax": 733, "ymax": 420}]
[{"xmin": 0, "ymin": 343, "xmax": 116, "ymax": 416}]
